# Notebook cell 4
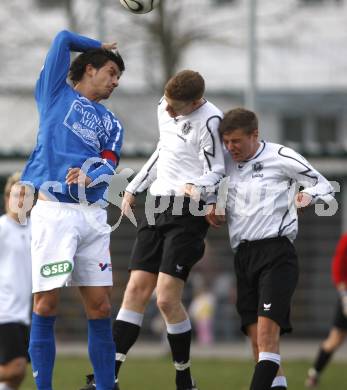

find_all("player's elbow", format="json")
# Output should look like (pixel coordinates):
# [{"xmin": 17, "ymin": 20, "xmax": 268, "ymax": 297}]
[{"xmin": 54, "ymin": 30, "xmax": 72, "ymax": 45}]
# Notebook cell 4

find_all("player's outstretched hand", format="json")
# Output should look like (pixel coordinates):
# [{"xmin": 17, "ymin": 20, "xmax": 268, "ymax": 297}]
[
  {"xmin": 121, "ymin": 191, "xmax": 136, "ymax": 219},
  {"xmin": 295, "ymin": 192, "xmax": 313, "ymax": 210},
  {"xmin": 102, "ymin": 42, "xmax": 117, "ymax": 51},
  {"xmin": 65, "ymin": 168, "xmax": 92, "ymax": 187},
  {"xmin": 205, "ymin": 204, "xmax": 226, "ymax": 228}
]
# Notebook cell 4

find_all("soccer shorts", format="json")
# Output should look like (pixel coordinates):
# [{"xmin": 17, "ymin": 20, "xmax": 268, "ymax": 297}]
[
  {"xmin": 0, "ymin": 323, "xmax": 29, "ymax": 364},
  {"xmin": 333, "ymin": 298, "xmax": 347, "ymax": 330},
  {"xmin": 31, "ymin": 200, "xmax": 112, "ymax": 293},
  {"xmin": 234, "ymin": 236, "xmax": 299, "ymax": 335},
  {"xmin": 129, "ymin": 196, "xmax": 209, "ymax": 281}
]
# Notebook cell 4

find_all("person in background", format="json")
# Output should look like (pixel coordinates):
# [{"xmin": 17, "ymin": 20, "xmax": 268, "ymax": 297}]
[
  {"xmin": 0, "ymin": 172, "xmax": 32, "ymax": 390},
  {"xmin": 305, "ymin": 233, "xmax": 347, "ymax": 388},
  {"xmin": 189, "ymin": 278, "xmax": 215, "ymax": 345}
]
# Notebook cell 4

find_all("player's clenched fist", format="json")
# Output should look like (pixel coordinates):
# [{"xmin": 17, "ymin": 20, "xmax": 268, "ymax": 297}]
[{"xmin": 295, "ymin": 191, "xmax": 313, "ymax": 209}]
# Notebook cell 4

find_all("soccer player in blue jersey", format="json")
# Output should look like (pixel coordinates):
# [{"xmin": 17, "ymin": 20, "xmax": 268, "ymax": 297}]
[{"xmin": 21, "ymin": 30, "xmax": 125, "ymax": 390}]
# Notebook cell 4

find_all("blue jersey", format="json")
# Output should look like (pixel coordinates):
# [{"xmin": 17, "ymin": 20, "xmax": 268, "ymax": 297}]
[{"xmin": 22, "ymin": 30, "xmax": 124, "ymax": 204}]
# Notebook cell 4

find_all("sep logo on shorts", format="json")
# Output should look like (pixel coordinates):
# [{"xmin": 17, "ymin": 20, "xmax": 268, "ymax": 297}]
[{"xmin": 40, "ymin": 261, "xmax": 73, "ymax": 278}]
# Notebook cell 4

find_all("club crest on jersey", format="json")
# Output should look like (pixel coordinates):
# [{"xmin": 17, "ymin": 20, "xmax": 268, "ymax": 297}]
[
  {"xmin": 181, "ymin": 121, "xmax": 192, "ymax": 136},
  {"xmin": 252, "ymin": 162, "xmax": 264, "ymax": 178}
]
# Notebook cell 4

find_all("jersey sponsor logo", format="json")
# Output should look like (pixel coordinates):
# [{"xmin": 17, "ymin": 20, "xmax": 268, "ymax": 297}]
[
  {"xmin": 263, "ymin": 303, "xmax": 272, "ymax": 311},
  {"xmin": 102, "ymin": 113, "xmax": 113, "ymax": 134},
  {"xmin": 64, "ymin": 99, "xmax": 113, "ymax": 150},
  {"xmin": 99, "ymin": 262, "xmax": 112, "ymax": 272},
  {"xmin": 252, "ymin": 161, "xmax": 264, "ymax": 178},
  {"xmin": 40, "ymin": 261, "xmax": 73, "ymax": 278}
]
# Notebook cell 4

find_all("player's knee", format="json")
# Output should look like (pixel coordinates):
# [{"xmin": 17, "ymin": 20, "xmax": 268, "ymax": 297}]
[
  {"xmin": 91, "ymin": 300, "xmax": 112, "ymax": 318},
  {"xmin": 34, "ymin": 299, "xmax": 58, "ymax": 316},
  {"xmin": 123, "ymin": 281, "xmax": 152, "ymax": 307},
  {"xmin": 156, "ymin": 296, "xmax": 179, "ymax": 315}
]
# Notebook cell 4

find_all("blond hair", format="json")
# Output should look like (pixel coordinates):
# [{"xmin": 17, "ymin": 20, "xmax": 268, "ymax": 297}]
[
  {"xmin": 4, "ymin": 172, "xmax": 22, "ymax": 212},
  {"xmin": 4, "ymin": 171, "xmax": 22, "ymax": 194}
]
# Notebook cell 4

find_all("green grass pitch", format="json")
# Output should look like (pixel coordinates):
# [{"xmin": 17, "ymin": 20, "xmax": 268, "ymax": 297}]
[{"xmin": 22, "ymin": 356, "xmax": 347, "ymax": 389}]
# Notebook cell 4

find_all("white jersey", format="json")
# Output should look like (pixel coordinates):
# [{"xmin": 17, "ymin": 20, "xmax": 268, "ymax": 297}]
[
  {"xmin": 126, "ymin": 98, "xmax": 225, "ymax": 197},
  {"xmin": 0, "ymin": 215, "xmax": 32, "ymax": 325},
  {"xmin": 224, "ymin": 141, "xmax": 334, "ymax": 249}
]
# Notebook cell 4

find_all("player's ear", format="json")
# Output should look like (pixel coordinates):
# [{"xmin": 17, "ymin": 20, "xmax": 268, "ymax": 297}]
[
  {"xmin": 253, "ymin": 129, "xmax": 259, "ymax": 138},
  {"xmin": 85, "ymin": 64, "xmax": 95, "ymax": 77},
  {"xmin": 192, "ymin": 99, "xmax": 200, "ymax": 108}
]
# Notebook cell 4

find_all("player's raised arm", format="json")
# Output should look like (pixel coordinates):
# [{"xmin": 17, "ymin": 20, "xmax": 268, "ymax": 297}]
[{"xmin": 36, "ymin": 30, "xmax": 102, "ymax": 102}]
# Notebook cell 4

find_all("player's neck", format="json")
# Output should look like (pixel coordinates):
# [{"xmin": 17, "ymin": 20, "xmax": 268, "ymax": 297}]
[
  {"xmin": 74, "ymin": 83, "xmax": 100, "ymax": 102},
  {"xmin": 190, "ymin": 98, "xmax": 206, "ymax": 114},
  {"xmin": 246, "ymin": 141, "xmax": 261, "ymax": 160}
]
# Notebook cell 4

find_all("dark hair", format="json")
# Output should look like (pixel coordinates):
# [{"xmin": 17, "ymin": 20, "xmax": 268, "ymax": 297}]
[
  {"xmin": 69, "ymin": 49, "xmax": 125, "ymax": 85},
  {"xmin": 219, "ymin": 107, "xmax": 258, "ymax": 136},
  {"xmin": 164, "ymin": 70, "xmax": 205, "ymax": 102}
]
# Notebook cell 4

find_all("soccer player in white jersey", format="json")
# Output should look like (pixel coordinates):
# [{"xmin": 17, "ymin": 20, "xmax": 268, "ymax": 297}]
[
  {"xmin": 207, "ymin": 108, "xmax": 335, "ymax": 390},
  {"xmin": 0, "ymin": 173, "xmax": 32, "ymax": 390},
  {"xmin": 81, "ymin": 70, "xmax": 225, "ymax": 390},
  {"xmin": 21, "ymin": 30, "xmax": 125, "ymax": 390}
]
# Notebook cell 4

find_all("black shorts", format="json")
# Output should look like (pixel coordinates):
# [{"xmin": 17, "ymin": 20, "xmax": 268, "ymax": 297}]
[
  {"xmin": 130, "ymin": 196, "xmax": 209, "ymax": 281},
  {"xmin": 234, "ymin": 237, "xmax": 299, "ymax": 335},
  {"xmin": 0, "ymin": 323, "xmax": 30, "ymax": 364},
  {"xmin": 333, "ymin": 298, "xmax": 347, "ymax": 330}
]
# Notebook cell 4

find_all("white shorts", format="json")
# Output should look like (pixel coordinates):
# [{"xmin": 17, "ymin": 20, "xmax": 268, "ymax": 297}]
[{"xmin": 31, "ymin": 200, "xmax": 112, "ymax": 293}]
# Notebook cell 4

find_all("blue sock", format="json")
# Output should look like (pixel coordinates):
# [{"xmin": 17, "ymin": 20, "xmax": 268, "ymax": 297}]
[
  {"xmin": 28, "ymin": 312, "xmax": 56, "ymax": 390},
  {"xmin": 88, "ymin": 318, "xmax": 116, "ymax": 390}
]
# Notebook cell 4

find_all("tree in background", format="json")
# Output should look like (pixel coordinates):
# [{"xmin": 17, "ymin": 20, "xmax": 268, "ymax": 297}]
[{"xmin": 3, "ymin": 0, "xmax": 346, "ymax": 91}]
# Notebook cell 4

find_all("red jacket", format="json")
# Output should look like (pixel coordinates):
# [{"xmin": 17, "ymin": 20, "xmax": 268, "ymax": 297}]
[{"xmin": 332, "ymin": 233, "xmax": 347, "ymax": 286}]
